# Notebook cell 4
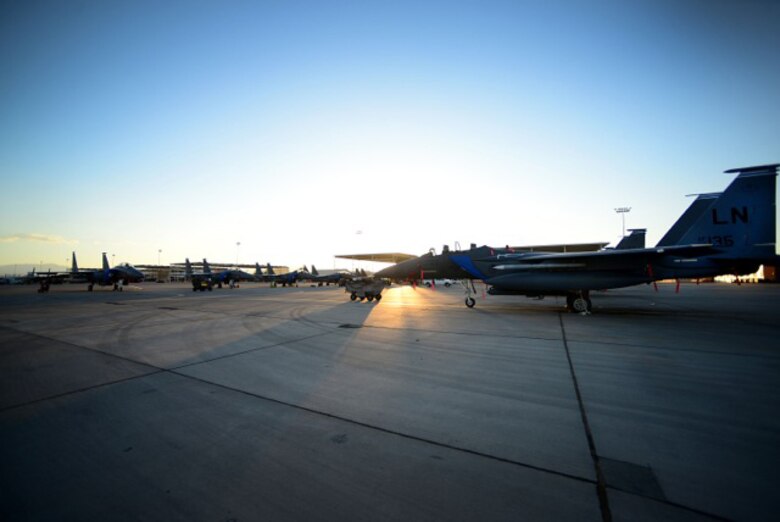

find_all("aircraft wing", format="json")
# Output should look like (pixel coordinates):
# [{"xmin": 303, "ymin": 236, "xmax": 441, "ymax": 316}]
[
  {"xmin": 336, "ymin": 252, "xmax": 417, "ymax": 264},
  {"xmin": 30, "ymin": 272, "xmax": 72, "ymax": 281}
]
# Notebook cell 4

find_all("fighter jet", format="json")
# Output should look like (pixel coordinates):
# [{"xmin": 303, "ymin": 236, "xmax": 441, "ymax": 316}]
[
  {"xmin": 302, "ymin": 265, "xmax": 351, "ymax": 286},
  {"xmin": 202, "ymin": 259, "xmax": 255, "ymax": 288},
  {"xmin": 71, "ymin": 252, "xmax": 145, "ymax": 292},
  {"xmin": 256, "ymin": 262, "xmax": 306, "ymax": 287},
  {"xmin": 376, "ymin": 164, "xmax": 778, "ymax": 312},
  {"xmin": 185, "ymin": 258, "xmax": 213, "ymax": 291}
]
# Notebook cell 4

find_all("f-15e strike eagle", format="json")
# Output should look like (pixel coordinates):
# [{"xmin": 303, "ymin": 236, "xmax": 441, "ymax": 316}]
[
  {"xmin": 375, "ymin": 164, "xmax": 779, "ymax": 312},
  {"xmin": 32, "ymin": 252, "xmax": 145, "ymax": 293}
]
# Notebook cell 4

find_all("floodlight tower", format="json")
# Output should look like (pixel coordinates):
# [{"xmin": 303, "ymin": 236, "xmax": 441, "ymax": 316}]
[
  {"xmin": 614, "ymin": 207, "xmax": 631, "ymax": 238},
  {"xmin": 236, "ymin": 241, "xmax": 241, "ymax": 266}
]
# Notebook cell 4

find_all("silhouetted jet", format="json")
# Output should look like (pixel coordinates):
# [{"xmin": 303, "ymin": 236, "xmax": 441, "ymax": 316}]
[
  {"xmin": 70, "ymin": 252, "xmax": 144, "ymax": 292},
  {"xmin": 251, "ymin": 262, "xmax": 298, "ymax": 286},
  {"xmin": 301, "ymin": 265, "xmax": 351, "ymax": 286}
]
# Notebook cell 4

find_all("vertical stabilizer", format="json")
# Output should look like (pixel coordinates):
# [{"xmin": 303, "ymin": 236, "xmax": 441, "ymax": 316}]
[
  {"xmin": 311, "ymin": 265, "xmax": 320, "ymax": 276},
  {"xmin": 71, "ymin": 252, "xmax": 79, "ymax": 274},
  {"xmin": 203, "ymin": 259, "xmax": 211, "ymax": 274},
  {"xmin": 255, "ymin": 263, "xmax": 262, "ymax": 276},
  {"xmin": 614, "ymin": 229, "xmax": 646, "ymax": 250},
  {"xmin": 678, "ymin": 164, "xmax": 778, "ymax": 257},
  {"xmin": 266, "ymin": 263, "xmax": 275, "ymax": 275},
  {"xmin": 185, "ymin": 258, "xmax": 193, "ymax": 277},
  {"xmin": 657, "ymin": 193, "xmax": 721, "ymax": 247},
  {"xmin": 102, "ymin": 252, "xmax": 110, "ymax": 271}
]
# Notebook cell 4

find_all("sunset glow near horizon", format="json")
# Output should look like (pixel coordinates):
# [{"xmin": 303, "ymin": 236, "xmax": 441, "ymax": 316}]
[{"xmin": 2, "ymin": 1, "xmax": 778, "ymax": 273}]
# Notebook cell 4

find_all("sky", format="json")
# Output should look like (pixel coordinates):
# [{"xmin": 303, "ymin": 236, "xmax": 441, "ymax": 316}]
[{"xmin": 1, "ymin": 0, "xmax": 778, "ymax": 273}]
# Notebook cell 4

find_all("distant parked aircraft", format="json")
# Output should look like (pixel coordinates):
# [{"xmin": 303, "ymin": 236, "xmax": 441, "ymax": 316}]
[{"xmin": 72, "ymin": 252, "xmax": 145, "ymax": 292}]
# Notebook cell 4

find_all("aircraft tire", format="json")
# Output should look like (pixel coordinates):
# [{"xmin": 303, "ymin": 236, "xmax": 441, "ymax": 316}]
[
  {"xmin": 367, "ymin": 295, "xmax": 374, "ymax": 302},
  {"xmin": 465, "ymin": 297, "xmax": 475, "ymax": 308},
  {"xmin": 375, "ymin": 294, "xmax": 382, "ymax": 302},
  {"xmin": 350, "ymin": 292, "xmax": 357, "ymax": 301},
  {"xmin": 571, "ymin": 296, "xmax": 590, "ymax": 313}
]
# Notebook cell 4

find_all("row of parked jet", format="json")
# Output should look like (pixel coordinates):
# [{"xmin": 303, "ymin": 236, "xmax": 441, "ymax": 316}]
[
  {"xmin": 21, "ymin": 252, "xmax": 365, "ymax": 293},
  {"xmin": 375, "ymin": 164, "xmax": 779, "ymax": 312},
  {"xmin": 184, "ymin": 259, "xmax": 362, "ymax": 291}
]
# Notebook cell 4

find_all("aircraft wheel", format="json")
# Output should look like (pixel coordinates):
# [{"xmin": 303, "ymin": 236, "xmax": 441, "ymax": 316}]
[
  {"xmin": 465, "ymin": 297, "xmax": 476, "ymax": 308},
  {"xmin": 367, "ymin": 295, "xmax": 374, "ymax": 302},
  {"xmin": 375, "ymin": 294, "xmax": 382, "ymax": 302},
  {"xmin": 350, "ymin": 292, "xmax": 357, "ymax": 301},
  {"xmin": 571, "ymin": 296, "xmax": 591, "ymax": 313},
  {"xmin": 359, "ymin": 296, "xmax": 365, "ymax": 301}
]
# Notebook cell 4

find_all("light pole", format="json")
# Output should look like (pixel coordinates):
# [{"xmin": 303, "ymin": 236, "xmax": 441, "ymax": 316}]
[
  {"xmin": 236, "ymin": 241, "xmax": 241, "ymax": 267},
  {"xmin": 158, "ymin": 249, "xmax": 162, "ymax": 266},
  {"xmin": 614, "ymin": 207, "xmax": 631, "ymax": 238}
]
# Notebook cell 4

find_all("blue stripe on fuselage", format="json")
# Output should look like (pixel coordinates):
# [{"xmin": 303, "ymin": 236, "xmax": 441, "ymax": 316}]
[{"xmin": 450, "ymin": 255, "xmax": 486, "ymax": 279}]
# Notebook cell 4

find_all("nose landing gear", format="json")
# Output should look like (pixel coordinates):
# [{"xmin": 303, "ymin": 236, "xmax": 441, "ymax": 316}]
[{"xmin": 461, "ymin": 280, "xmax": 478, "ymax": 308}]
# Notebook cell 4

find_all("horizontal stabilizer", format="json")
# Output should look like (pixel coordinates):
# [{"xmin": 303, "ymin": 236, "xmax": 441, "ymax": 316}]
[{"xmin": 724, "ymin": 164, "xmax": 780, "ymax": 175}]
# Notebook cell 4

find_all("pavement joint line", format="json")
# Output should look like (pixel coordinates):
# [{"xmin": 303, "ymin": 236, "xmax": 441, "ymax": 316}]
[
  {"xmin": 605, "ymin": 486, "xmax": 731, "ymax": 522},
  {"xmin": 559, "ymin": 312, "xmax": 613, "ymax": 522},
  {"xmin": 167, "ymin": 330, "xmax": 339, "ymax": 371},
  {"xmin": 0, "ymin": 325, "xmax": 162, "ymax": 372},
  {"xmin": 0, "ymin": 371, "xmax": 164, "ymax": 414},
  {"xmin": 0, "ymin": 324, "xmax": 166, "ymax": 413},
  {"xmin": 169, "ymin": 368, "xmax": 599, "ymax": 488}
]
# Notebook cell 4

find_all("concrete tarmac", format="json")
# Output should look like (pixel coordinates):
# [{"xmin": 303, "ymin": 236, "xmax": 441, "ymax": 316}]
[{"xmin": 1, "ymin": 281, "xmax": 779, "ymax": 521}]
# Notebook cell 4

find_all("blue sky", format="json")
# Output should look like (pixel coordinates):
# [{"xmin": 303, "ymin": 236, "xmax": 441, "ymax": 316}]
[{"xmin": 1, "ymin": 0, "xmax": 778, "ymax": 272}]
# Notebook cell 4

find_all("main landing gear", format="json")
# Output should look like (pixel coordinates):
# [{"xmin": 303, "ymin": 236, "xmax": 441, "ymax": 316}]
[{"xmin": 566, "ymin": 292, "xmax": 592, "ymax": 314}]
